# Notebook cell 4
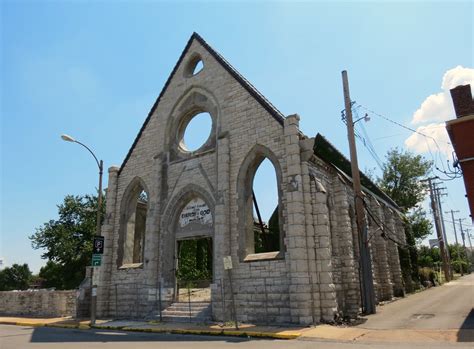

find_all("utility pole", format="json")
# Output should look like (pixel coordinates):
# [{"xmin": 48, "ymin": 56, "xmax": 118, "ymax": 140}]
[
  {"xmin": 447, "ymin": 210, "xmax": 462, "ymax": 275},
  {"xmin": 459, "ymin": 219, "xmax": 468, "ymax": 267},
  {"xmin": 466, "ymin": 229, "xmax": 473, "ymax": 250},
  {"xmin": 466, "ymin": 229, "xmax": 473, "ymax": 273},
  {"xmin": 459, "ymin": 219, "xmax": 467, "ymax": 250},
  {"xmin": 426, "ymin": 178, "xmax": 451, "ymax": 282},
  {"xmin": 435, "ymin": 186, "xmax": 452, "ymax": 278},
  {"xmin": 448, "ymin": 210, "xmax": 460, "ymax": 245},
  {"xmin": 342, "ymin": 70, "xmax": 376, "ymax": 314}
]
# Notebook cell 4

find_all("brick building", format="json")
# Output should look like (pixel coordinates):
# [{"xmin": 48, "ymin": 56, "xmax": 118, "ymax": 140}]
[{"xmin": 96, "ymin": 33, "xmax": 406, "ymax": 324}]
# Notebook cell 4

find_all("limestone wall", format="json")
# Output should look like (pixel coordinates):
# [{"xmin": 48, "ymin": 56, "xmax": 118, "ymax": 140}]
[
  {"xmin": 0, "ymin": 290, "xmax": 76, "ymax": 317},
  {"xmin": 97, "ymin": 34, "xmax": 405, "ymax": 324}
]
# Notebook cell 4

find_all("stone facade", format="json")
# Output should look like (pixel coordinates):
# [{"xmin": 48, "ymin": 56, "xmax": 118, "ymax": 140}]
[
  {"xmin": 96, "ymin": 33, "xmax": 406, "ymax": 324},
  {"xmin": 0, "ymin": 290, "xmax": 76, "ymax": 317}
]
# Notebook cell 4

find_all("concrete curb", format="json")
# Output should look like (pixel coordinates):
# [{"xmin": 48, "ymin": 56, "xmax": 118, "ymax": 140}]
[
  {"xmin": 0, "ymin": 320, "xmax": 298, "ymax": 340},
  {"xmin": 0, "ymin": 320, "xmax": 90, "ymax": 330},
  {"xmin": 93, "ymin": 324, "xmax": 300, "ymax": 340}
]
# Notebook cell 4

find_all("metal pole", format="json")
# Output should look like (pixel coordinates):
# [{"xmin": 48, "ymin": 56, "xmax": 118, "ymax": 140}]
[
  {"xmin": 90, "ymin": 160, "xmax": 103, "ymax": 325},
  {"xmin": 115, "ymin": 284, "xmax": 118, "ymax": 318},
  {"xmin": 188, "ymin": 282, "xmax": 192, "ymax": 322},
  {"xmin": 158, "ymin": 281, "xmax": 162, "ymax": 322},
  {"xmin": 227, "ymin": 269, "xmax": 239, "ymax": 330},
  {"xmin": 61, "ymin": 135, "xmax": 103, "ymax": 325},
  {"xmin": 342, "ymin": 70, "xmax": 376, "ymax": 314}
]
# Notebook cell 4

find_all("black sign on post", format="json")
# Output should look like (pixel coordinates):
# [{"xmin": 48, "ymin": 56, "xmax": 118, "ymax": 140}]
[{"xmin": 93, "ymin": 236, "xmax": 104, "ymax": 254}]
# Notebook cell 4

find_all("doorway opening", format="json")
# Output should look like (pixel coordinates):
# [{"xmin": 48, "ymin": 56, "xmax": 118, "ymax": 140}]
[{"xmin": 176, "ymin": 237, "xmax": 212, "ymax": 302}]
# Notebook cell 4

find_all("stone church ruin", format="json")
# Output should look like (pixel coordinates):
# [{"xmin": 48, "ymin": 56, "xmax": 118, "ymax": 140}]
[{"xmin": 97, "ymin": 33, "xmax": 406, "ymax": 324}]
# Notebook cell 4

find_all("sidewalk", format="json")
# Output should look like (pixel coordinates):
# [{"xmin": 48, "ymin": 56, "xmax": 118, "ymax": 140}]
[
  {"xmin": 0, "ymin": 316, "xmax": 472, "ymax": 343},
  {"xmin": 0, "ymin": 317, "xmax": 301, "ymax": 339}
]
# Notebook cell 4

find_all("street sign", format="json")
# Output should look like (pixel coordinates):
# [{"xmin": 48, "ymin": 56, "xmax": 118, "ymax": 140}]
[
  {"xmin": 93, "ymin": 236, "xmax": 105, "ymax": 254},
  {"xmin": 92, "ymin": 254, "xmax": 102, "ymax": 266}
]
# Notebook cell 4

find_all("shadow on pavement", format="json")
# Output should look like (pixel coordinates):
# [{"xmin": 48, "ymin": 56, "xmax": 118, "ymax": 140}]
[
  {"xmin": 457, "ymin": 308, "xmax": 474, "ymax": 342},
  {"xmin": 30, "ymin": 326, "xmax": 255, "ymax": 343}
]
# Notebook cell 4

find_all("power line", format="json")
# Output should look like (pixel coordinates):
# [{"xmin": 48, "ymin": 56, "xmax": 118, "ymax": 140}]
[
  {"xmin": 355, "ymin": 103, "xmax": 462, "ymax": 179},
  {"xmin": 356, "ymin": 104, "xmax": 451, "ymax": 146}
]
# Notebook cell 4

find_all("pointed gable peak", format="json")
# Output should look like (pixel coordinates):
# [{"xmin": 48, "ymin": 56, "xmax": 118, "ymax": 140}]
[{"xmin": 119, "ymin": 32, "xmax": 285, "ymax": 174}]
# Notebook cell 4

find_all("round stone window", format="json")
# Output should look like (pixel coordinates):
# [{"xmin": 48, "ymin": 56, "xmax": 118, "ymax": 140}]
[{"xmin": 180, "ymin": 112, "xmax": 212, "ymax": 152}]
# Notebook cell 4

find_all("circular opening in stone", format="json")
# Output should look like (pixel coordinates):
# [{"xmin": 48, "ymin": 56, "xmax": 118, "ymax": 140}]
[{"xmin": 181, "ymin": 112, "xmax": 212, "ymax": 152}]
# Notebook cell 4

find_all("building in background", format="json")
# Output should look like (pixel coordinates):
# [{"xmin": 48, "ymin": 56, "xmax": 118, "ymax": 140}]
[{"xmin": 447, "ymin": 85, "xmax": 474, "ymax": 222}]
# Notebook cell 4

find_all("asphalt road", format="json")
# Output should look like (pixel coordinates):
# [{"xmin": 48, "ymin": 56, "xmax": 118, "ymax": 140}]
[
  {"xmin": 359, "ymin": 273, "xmax": 474, "ymax": 330},
  {"xmin": 1, "ymin": 325, "xmax": 473, "ymax": 349}
]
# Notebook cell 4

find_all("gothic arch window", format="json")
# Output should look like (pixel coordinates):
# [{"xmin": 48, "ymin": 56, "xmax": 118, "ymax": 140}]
[
  {"xmin": 237, "ymin": 145, "xmax": 285, "ymax": 261},
  {"xmin": 184, "ymin": 53, "xmax": 204, "ymax": 77},
  {"xmin": 118, "ymin": 179, "xmax": 149, "ymax": 267}
]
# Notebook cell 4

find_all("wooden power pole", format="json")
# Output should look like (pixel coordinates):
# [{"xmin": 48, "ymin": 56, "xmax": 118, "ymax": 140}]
[
  {"xmin": 448, "ymin": 210, "xmax": 463, "ymax": 275},
  {"xmin": 427, "ymin": 178, "xmax": 451, "ymax": 282},
  {"xmin": 342, "ymin": 70, "xmax": 376, "ymax": 314}
]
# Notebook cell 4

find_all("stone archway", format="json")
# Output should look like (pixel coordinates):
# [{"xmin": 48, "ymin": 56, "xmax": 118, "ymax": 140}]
[
  {"xmin": 175, "ymin": 197, "xmax": 214, "ymax": 302},
  {"xmin": 160, "ymin": 185, "xmax": 215, "ymax": 303}
]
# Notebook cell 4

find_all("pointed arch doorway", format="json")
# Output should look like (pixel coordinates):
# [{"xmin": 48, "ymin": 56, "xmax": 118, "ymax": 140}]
[{"xmin": 174, "ymin": 197, "xmax": 213, "ymax": 303}]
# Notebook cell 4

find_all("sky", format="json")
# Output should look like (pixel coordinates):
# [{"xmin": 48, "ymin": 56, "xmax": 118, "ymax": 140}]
[{"xmin": 1, "ymin": 0, "xmax": 473, "ymax": 273}]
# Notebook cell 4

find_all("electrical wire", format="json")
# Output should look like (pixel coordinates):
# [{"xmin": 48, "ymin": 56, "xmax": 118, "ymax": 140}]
[
  {"xmin": 363, "ymin": 200, "xmax": 414, "ymax": 250},
  {"xmin": 355, "ymin": 103, "xmax": 462, "ymax": 180}
]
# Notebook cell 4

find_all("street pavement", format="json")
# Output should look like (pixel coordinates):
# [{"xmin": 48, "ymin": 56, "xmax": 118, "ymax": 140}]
[
  {"xmin": 0, "ymin": 274, "xmax": 472, "ymax": 347},
  {"xmin": 1, "ymin": 325, "xmax": 473, "ymax": 349},
  {"xmin": 358, "ymin": 272, "xmax": 474, "ymax": 331}
]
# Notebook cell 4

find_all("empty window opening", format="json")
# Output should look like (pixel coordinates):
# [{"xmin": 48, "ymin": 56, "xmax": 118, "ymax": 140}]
[
  {"xmin": 184, "ymin": 56, "xmax": 204, "ymax": 77},
  {"xmin": 192, "ymin": 60, "xmax": 204, "ymax": 75},
  {"xmin": 252, "ymin": 158, "xmax": 280, "ymax": 253},
  {"xmin": 123, "ymin": 186, "xmax": 148, "ymax": 265},
  {"xmin": 181, "ymin": 112, "xmax": 212, "ymax": 152}
]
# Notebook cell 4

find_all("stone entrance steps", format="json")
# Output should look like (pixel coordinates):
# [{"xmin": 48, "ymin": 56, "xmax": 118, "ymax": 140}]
[{"xmin": 161, "ymin": 302, "xmax": 212, "ymax": 323}]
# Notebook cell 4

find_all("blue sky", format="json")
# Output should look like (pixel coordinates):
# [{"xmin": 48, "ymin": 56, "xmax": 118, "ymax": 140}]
[{"xmin": 1, "ymin": 0, "xmax": 473, "ymax": 273}]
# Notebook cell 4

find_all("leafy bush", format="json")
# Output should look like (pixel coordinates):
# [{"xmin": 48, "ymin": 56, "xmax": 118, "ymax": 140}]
[{"xmin": 418, "ymin": 267, "xmax": 437, "ymax": 286}]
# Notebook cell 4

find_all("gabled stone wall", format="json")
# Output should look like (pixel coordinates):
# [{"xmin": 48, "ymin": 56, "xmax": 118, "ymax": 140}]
[{"xmin": 96, "ymin": 33, "xmax": 405, "ymax": 324}]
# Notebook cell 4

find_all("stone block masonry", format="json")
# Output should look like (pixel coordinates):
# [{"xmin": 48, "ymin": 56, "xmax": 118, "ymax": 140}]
[
  {"xmin": 0, "ymin": 290, "xmax": 76, "ymax": 317},
  {"xmin": 96, "ymin": 33, "xmax": 405, "ymax": 325}
]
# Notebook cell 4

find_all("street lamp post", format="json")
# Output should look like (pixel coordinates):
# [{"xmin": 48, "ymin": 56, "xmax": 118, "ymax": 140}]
[{"xmin": 61, "ymin": 134, "xmax": 103, "ymax": 325}]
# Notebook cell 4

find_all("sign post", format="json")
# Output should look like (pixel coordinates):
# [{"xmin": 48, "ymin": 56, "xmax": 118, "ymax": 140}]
[{"xmin": 223, "ymin": 256, "xmax": 238, "ymax": 330}]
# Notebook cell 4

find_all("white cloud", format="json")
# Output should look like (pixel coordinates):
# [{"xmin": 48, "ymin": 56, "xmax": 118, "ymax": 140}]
[
  {"xmin": 441, "ymin": 65, "xmax": 474, "ymax": 91},
  {"xmin": 412, "ymin": 92, "xmax": 451, "ymax": 124},
  {"xmin": 411, "ymin": 66, "xmax": 474, "ymax": 125},
  {"xmin": 404, "ymin": 123, "xmax": 453, "ymax": 158},
  {"xmin": 406, "ymin": 66, "xmax": 473, "ymax": 158}
]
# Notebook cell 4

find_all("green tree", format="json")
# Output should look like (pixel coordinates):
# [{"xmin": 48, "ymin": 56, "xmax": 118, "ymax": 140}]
[
  {"xmin": 448, "ymin": 243, "xmax": 470, "ymax": 274},
  {"xmin": 377, "ymin": 148, "xmax": 432, "ymax": 291},
  {"xmin": 407, "ymin": 207, "xmax": 433, "ymax": 242},
  {"xmin": 378, "ymin": 148, "xmax": 432, "ymax": 211},
  {"xmin": 30, "ymin": 193, "xmax": 105, "ymax": 289},
  {"xmin": 0, "ymin": 263, "xmax": 32, "ymax": 291}
]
